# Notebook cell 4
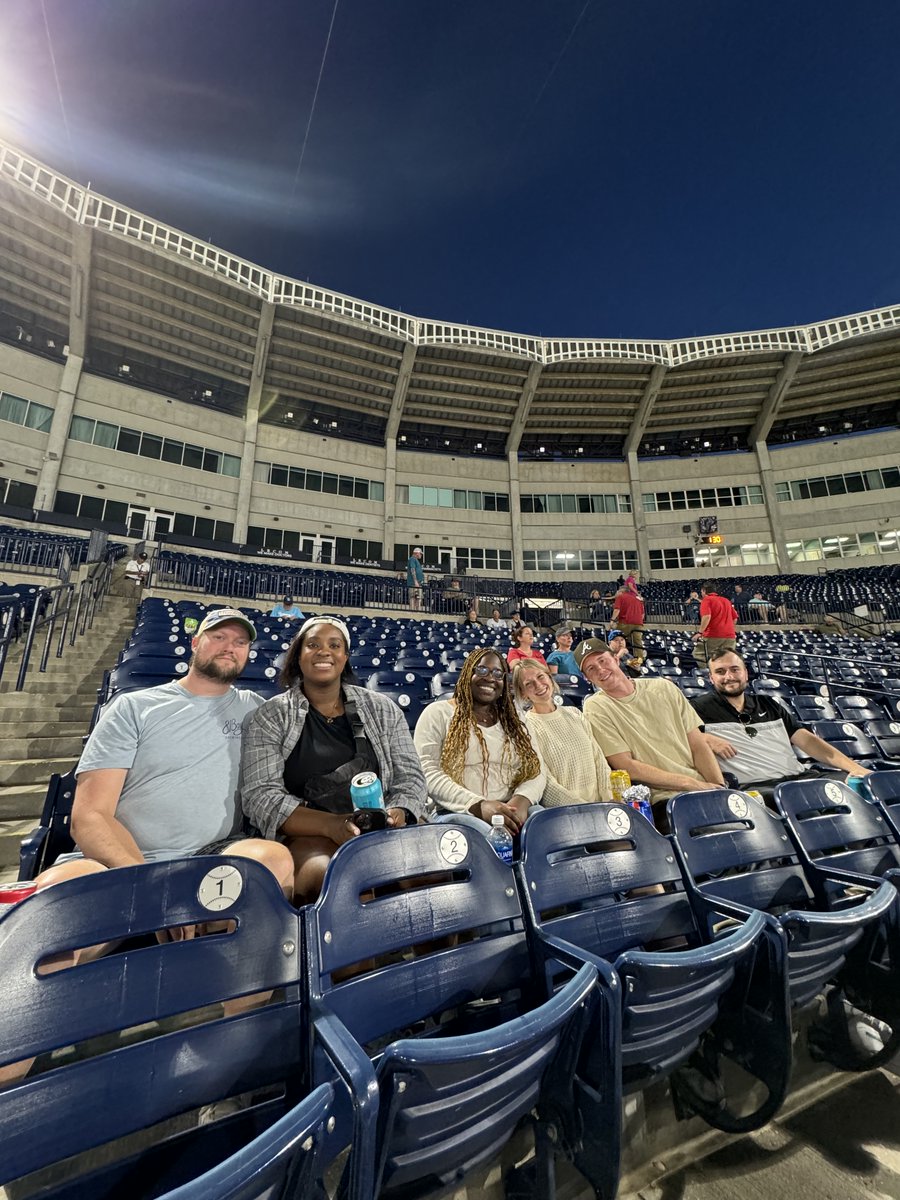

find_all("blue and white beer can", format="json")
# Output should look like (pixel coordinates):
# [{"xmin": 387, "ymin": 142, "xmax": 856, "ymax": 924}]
[{"xmin": 350, "ymin": 771, "xmax": 384, "ymax": 810}]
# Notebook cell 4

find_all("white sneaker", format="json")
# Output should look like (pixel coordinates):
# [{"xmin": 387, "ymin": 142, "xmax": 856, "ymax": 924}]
[
  {"xmin": 845, "ymin": 1006, "xmax": 891, "ymax": 1055},
  {"xmin": 811, "ymin": 991, "xmax": 891, "ymax": 1055}
]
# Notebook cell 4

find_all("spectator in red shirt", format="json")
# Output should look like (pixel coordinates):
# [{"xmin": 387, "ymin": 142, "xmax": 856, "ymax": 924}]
[
  {"xmin": 692, "ymin": 580, "xmax": 738, "ymax": 665},
  {"xmin": 610, "ymin": 575, "xmax": 646, "ymax": 664},
  {"xmin": 507, "ymin": 625, "xmax": 548, "ymax": 667}
]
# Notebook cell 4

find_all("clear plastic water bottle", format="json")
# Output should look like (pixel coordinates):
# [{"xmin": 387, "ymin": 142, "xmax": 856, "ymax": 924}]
[{"xmin": 488, "ymin": 814, "xmax": 514, "ymax": 865}]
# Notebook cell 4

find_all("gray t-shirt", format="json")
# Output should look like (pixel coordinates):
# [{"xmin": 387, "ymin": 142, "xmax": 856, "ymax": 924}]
[{"xmin": 76, "ymin": 680, "xmax": 263, "ymax": 860}]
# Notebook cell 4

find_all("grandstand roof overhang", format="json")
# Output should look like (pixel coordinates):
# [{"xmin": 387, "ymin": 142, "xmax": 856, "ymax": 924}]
[{"xmin": 2, "ymin": 138, "xmax": 900, "ymax": 456}]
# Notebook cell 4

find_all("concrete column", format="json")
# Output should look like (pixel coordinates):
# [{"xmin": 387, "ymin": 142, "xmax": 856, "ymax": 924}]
[
  {"xmin": 508, "ymin": 451, "xmax": 524, "ymax": 578},
  {"xmin": 233, "ymin": 301, "xmax": 275, "ymax": 544},
  {"xmin": 626, "ymin": 452, "xmax": 651, "ymax": 578},
  {"xmin": 754, "ymin": 440, "xmax": 789, "ymax": 572},
  {"xmin": 35, "ymin": 352, "xmax": 83, "ymax": 512},
  {"xmin": 35, "ymin": 226, "xmax": 94, "ymax": 511},
  {"xmin": 383, "ymin": 343, "xmax": 417, "ymax": 558},
  {"xmin": 383, "ymin": 436, "xmax": 397, "ymax": 560}
]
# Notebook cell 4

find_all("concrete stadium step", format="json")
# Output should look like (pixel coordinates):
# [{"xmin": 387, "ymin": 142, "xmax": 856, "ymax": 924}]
[
  {"xmin": 0, "ymin": 818, "xmax": 38, "ymax": 869},
  {"xmin": 1, "ymin": 758, "xmax": 77, "ymax": 787},
  {"xmin": 0, "ymin": 784, "xmax": 48, "ymax": 821},
  {"xmin": 0, "ymin": 735, "xmax": 83, "ymax": 759},
  {"xmin": 0, "ymin": 700, "xmax": 96, "ymax": 720}
]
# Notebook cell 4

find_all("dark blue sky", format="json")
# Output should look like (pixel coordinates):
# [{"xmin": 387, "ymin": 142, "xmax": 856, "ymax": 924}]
[{"xmin": 3, "ymin": 1, "xmax": 899, "ymax": 339}]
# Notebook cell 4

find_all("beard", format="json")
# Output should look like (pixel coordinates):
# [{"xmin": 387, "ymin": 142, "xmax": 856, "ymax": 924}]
[{"xmin": 190, "ymin": 651, "xmax": 244, "ymax": 683}]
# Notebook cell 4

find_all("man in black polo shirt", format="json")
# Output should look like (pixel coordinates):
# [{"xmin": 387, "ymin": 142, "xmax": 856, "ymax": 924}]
[{"xmin": 691, "ymin": 649, "xmax": 871, "ymax": 799}]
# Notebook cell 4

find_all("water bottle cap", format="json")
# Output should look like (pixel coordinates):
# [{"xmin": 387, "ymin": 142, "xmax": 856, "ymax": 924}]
[{"xmin": 491, "ymin": 814, "xmax": 505, "ymax": 827}]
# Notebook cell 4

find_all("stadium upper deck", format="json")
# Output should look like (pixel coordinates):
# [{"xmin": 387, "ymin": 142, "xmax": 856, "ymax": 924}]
[{"xmin": 3, "ymin": 136, "xmax": 900, "ymax": 461}]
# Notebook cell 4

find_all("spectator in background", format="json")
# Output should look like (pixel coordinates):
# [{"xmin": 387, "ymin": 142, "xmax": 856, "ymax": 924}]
[
  {"xmin": 575, "ymin": 637, "xmax": 724, "ymax": 830},
  {"xmin": 271, "ymin": 595, "xmax": 304, "ymax": 621},
  {"xmin": 507, "ymin": 625, "xmax": 548, "ymax": 666},
  {"xmin": 406, "ymin": 547, "xmax": 425, "ymax": 612},
  {"xmin": 610, "ymin": 574, "xmax": 646, "ymax": 664},
  {"xmin": 731, "ymin": 583, "xmax": 750, "ymax": 621},
  {"xmin": 486, "ymin": 607, "xmax": 506, "ymax": 631},
  {"xmin": 241, "ymin": 617, "xmax": 425, "ymax": 901},
  {"xmin": 546, "ymin": 628, "xmax": 579, "ymax": 676},
  {"xmin": 683, "ymin": 590, "xmax": 701, "ymax": 623},
  {"xmin": 460, "ymin": 605, "xmax": 483, "ymax": 628},
  {"xmin": 414, "ymin": 647, "xmax": 545, "ymax": 835},
  {"xmin": 747, "ymin": 592, "xmax": 774, "ymax": 623},
  {"xmin": 124, "ymin": 551, "xmax": 150, "ymax": 589},
  {"xmin": 512, "ymin": 660, "xmax": 612, "ymax": 806},
  {"xmin": 508, "ymin": 610, "xmax": 525, "ymax": 634},
  {"xmin": 692, "ymin": 579, "xmax": 738, "ymax": 666},
  {"xmin": 589, "ymin": 589, "xmax": 606, "ymax": 622},
  {"xmin": 607, "ymin": 629, "xmax": 642, "ymax": 677}
]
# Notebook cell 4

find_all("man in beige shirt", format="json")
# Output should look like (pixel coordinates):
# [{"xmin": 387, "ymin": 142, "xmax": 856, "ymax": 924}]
[{"xmin": 574, "ymin": 638, "xmax": 725, "ymax": 829}]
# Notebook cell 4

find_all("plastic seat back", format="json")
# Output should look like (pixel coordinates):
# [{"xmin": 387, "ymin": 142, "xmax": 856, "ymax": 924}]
[
  {"xmin": 18, "ymin": 770, "xmax": 76, "ymax": 879},
  {"xmin": 669, "ymin": 789, "xmax": 894, "ymax": 1009},
  {"xmin": 864, "ymin": 720, "xmax": 900, "ymax": 760},
  {"xmin": 775, "ymin": 777, "xmax": 900, "ymax": 885},
  {"xmin": 518, "ymin": 804, "xmax": 724, "ymax": 1060},
  {"xmin": 0, "ymin": 858, "xmax": 341, "ymax": 1198},
  {"xmin": 861, "ymin": 769, "xmax": 900, "ymax": 834},
  {"xmin": 810, "ymin": 720, "xmax": 877, "ymax": 760},
  {"xmin": 307, "ymin": 824, "xmax": 601, "ymax": 1200}
]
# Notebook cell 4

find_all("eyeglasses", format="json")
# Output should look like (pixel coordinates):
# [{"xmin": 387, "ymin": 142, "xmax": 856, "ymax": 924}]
[{"xmin": 472, "ymin": 665, "xmax": 505, "ymax": 680}]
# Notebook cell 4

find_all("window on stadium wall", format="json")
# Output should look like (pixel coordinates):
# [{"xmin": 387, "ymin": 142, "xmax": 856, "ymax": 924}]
[
  {"xmin": 69, "ymin": 416, "xmax": 241, "ymax": 478},
  {"xmin": 54, "ymin": 490, "xmax": 234, "ymax": 542},
  {"xmin": 641, "ymin": 485, "xmax": 763, "ymax": 512},
  {"xmin": 520, "ymin": 492, "xmax": 631, "ymax": 514},
  {"xmin": 394, "ymin": 544, "xmax": 513, "ymax": 573},
  {"xmin": 257, "ymin": 460, "xmax": 384, "ymax": 502},
  {"xmin": 246, "ymin": 525, "xmax": 383, "ymax": 563},
  {"xmin": 522, "ymin": 549, "xmax": 639, "ymax": 572},
  {"xmin": 396, "ymin": 485, "xmax": 509, "ymax": 511},
  {"xmin": 0, "ymin": 392, "xmax": 54, "ymax": 433},
  {"xmin": 0, "ymin": 478, "xmax": 37, "ymax": 507},
  {"xmin": 776, "ymin": 466, "xmax": 900, "ymax": 501}
]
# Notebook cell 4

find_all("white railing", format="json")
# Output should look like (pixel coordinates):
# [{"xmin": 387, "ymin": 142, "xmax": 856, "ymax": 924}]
[{"xmin": 3, "ymin": 137, "xmax": 899, "ymax": 368}]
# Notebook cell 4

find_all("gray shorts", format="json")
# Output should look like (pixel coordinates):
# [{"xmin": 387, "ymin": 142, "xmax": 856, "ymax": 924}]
[{"xmin": 51, "ymin": 833, "xmax": 249, "ymax": 869}]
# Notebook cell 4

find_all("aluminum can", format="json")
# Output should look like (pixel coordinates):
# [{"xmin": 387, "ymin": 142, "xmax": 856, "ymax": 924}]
[
  {"xmin": 622, "ymin": 784, "xmax": 653, "ymax": 825},
  {"xmin": 609, "ymin": 769, "xmax": 631, "ymax": 803},
  {"xmin": 350, "ymin": 771, "xmax": 384, "ymax": 810},
  {"xmin": 0, "ymin": 881, "xmax": 38, "ymax": 920}
]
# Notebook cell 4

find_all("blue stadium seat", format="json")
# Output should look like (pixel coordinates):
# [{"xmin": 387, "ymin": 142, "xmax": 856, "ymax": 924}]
[
  {"xmin": 835, "ymin": 695, "xmax": 886, "ymax": 722},
  {"xmin": 19, "ymin": 770, "xmax": 76, "ymax": 880},
  {"xmin": 790, "ymin": 695, "xmax": 837, "ymax": 723},
  {"xmin": 305, "ymin": 824, "xmax": 606, "ymax": 1200},
  {"xmin": 668, "ymin": 788, "xmax": 897, "ymax": 1069},
  {"xmin": 0, "ymin": 857, "xmax": 343, "ymax": 1198},
  {"xmin": 860, "ymin": 770, "xmax": 900, "ymax": 838},
  {"xmin": 773, "ymin": 777, "xmax": 900, "ymax": 1068},
  {"xmin": 864, "ymin": 720, "xmax": 900, "ymax": 760},
  {"xmin": 810, "ymin": 720, "xmax": 878, "ymax": 760},
  {"xmin": 517, "ymin": 804, "xmax": 791, "ymax": 1136}
]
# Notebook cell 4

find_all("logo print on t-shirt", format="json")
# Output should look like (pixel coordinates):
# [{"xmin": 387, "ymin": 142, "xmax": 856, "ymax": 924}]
[{"xmin": 222, "ymin": 719, "xmax": 243, "ymax": 738}]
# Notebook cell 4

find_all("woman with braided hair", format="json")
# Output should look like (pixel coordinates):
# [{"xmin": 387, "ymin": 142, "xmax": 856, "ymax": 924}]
[{"xmin": 413, "ymin": 646, "xmax": 545, "ymax": 834}]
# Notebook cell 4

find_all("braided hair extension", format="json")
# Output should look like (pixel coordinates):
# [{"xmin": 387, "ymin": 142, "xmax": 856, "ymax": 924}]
[{"xmin": 441, "ymin": 646, "xmax": 542, "ymax": 797}]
